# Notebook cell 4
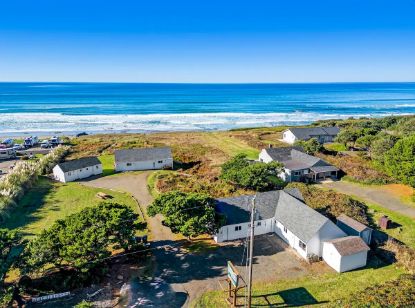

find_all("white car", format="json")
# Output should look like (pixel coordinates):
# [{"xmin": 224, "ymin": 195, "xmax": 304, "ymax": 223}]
[
  {"xmin": 13, "ymin": 144, "xmax": 24, "ymax": 151},
  {"xmin": 40, "ymin": 140, "xmax": 50, "ymax": 148}
]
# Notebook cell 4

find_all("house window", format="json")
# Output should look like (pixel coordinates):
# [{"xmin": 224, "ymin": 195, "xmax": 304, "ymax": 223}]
[
  {"xmin": 158, "ymin": 160, "xmax": 163, "ymax": 163},
  {"xmin": 79, "ymin": 169, "xmax": 82, "ymax": 172},
  {"xmin": 68, "ymin": 172, "xmax": 71, "ymax": 176},
  {"xmin": 294, "ymin": 171, "xmax": 300, "ymax": 176},
  {"xmin": 257, "ymin": 221, "xmax": 261, "ymax": 226},
  {"xmin": 283, "ymin": 226, "xmax": 287, "ymax": 233},
  {"xmin": 96, "ymin": 166, "xmax": 99, "ymax": 169},
  {"xmin": 299, "ymin": 240, "xmax": 306, "ymax": 251},
  {"xmin": 234, "ymin": 226, "xmax": 242, "ymax": 231},
  {"xmin": 126, "ymin": 163, "xmax": 132, "ymax": 166},
  {"xmin": 86, "ymin": 168, "xmax": 89, "ymax": 170}
]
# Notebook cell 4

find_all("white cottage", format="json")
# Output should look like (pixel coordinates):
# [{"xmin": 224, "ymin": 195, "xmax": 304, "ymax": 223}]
[
  {"xmin": 282, "ymin": 127, "xmax": 340, "ymax": 144},
  {"xmin": 53, "ymin": 157, "xmax": 102, "ymax": 183},
  {"xmin": 114, "ymin": 147, "xmax": 173, "ymax": 172},
  {"xmin": 322, "ymin": 236, "xmax": 370, "ymax": 272},
  {"xmin": 214, "ymin": 190, "xmax": 347, "ymax": 260},
  {"xmin": 336, "ymin": 214, "xmax": 373, "ymax": 245}
]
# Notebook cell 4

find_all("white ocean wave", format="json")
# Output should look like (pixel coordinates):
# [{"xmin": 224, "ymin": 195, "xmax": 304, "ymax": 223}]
[{"xmin": 0, "ymin": 112, "xmax": 409, "ymax": 135}]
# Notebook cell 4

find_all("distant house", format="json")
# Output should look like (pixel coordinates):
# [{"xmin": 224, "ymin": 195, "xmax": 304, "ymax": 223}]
[
  {"xmin": 114, "ymin": 147, "xmax": 173, "ymax": 172},
  {"xmin": 322, "ymin": 236, "xmax": 370, "ymax": 272},
  {"xmin": 259, "ymin": 147, "xmax": 339, "ymax": 182},
  {"xmin": 214, "ymin": 190, "xmax": 370, "ymax": 272},
  {"xmin": 336, "ymin": 214, "xmax": 373, "ymax": 245},
  {"xmin": 282, "ymin": 127, "xmax": 340, "ymax": 144},
  {"xmin": 214, "ymin": 190, "xmax": 347, "ymax": 260},
  {"xmin": 53, "ymin": 157, "xmax": 102, "ymax": 183}
]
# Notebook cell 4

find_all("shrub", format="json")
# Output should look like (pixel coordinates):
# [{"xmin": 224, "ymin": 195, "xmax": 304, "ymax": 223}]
[
  {"xmin": 383, "ymin": 240, "xmax": 415, "ymax": 274},
  {"xmin": 294, "ymin": 138, "xmax": 323, "ymax": 154}
]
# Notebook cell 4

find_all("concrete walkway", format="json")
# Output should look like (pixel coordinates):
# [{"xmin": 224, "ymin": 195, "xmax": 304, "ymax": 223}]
[{"xmin": 320, "ymin": 181, "xmax": 415, "ymax": 218}]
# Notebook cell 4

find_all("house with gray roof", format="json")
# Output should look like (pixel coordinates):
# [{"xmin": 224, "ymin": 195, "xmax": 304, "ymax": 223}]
[
  {"xmin": 282, "ymin": 127, "xmax": 340, "ymax": 144},
  {"xmin": 114, "ymin": 147, "xmax": 173, "ymax": 172},
  {"xmin": 214, "ymin": 190, "xmax": 370, "ymax": 272},
  {"xmin": 53, "ymin": 157, "xmax": 102, "ymax": 183},
  {"xmin": 259, "ymin": 147, "xmax": 339, "ymax": 182},
  {"xmin": 214, "ymin": 190, "xmax": 346, "ymax": 260}
]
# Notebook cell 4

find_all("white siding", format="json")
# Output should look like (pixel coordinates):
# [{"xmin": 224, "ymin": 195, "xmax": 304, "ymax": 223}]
[
  {"xmin": 315, "ymin": 221, "xmax": 347, "ymax": 256},
  {"xmin": 274, "ymin": 220, "xmax": 307, "ymax": 259},
  {"xmin": 258, "ymin": 149, "xmax": 274, "ymax": 163},
  {"xmin": 322, "ymin": 242, "xmax": 368, "ymax": 273},
  {"xmin": 53, "ymin": 164, "xmax": 103, "ymax": 183},
  {"xmin": 115, "ymin": 158, "xmax": 173, "ymax": 172},
  {"xmin": 214, "ymin": 218, "xmax": 274, "ymax": 243},
  {"xmin": 282, "ymin": 130, "xmax": 297, "ymax": 144}
]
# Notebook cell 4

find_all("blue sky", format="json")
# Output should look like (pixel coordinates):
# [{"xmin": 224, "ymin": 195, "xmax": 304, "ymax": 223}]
[{"xmin": 1, "ymin": 0, "xmax": 415, "ymax": 82}]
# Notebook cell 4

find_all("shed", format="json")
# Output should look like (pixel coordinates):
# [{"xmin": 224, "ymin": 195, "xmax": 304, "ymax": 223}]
[
  {"xmin": 53, "ymin": 157, "xmax": 102, "ymax": 183},
  {"xmin": 379, "ymin": 216, "xmax": 392, "ymax": 230},
  {"xmin": 322, "ymin": 236, "xmax": 370, "ymax": 273},
  {"xmin": 336, "ymin": 214, "xmax": 373, "ymax": 245},
  {"xmin": 114, "ymin": 147, "xmax": 173, "ymax": 172}
]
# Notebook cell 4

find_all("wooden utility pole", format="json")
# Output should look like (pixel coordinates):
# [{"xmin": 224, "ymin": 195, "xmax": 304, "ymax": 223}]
[{"xmin": 247, "ymin": 195, "xmax": 256, "ymax": 308}]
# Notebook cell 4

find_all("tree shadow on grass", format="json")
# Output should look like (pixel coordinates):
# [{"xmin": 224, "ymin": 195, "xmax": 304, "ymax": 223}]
[
  {"xmin": 251, "ymin": 287, "xmax": 326, "ymax": 307},
  {"xmin": 2, "ymin": 177, "xmax": 55, "ymax": 237}
]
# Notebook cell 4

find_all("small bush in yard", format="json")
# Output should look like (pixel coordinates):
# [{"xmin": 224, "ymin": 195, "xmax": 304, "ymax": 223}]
[{"xmin": 382, "ymin": 240, "xmax": 415, "ymax": 274}]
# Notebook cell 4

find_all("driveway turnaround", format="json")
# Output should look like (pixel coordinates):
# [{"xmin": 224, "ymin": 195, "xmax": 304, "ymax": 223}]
[
  {"xmin": 82, "ymin": 173, "xmax": 330, "ymax": 307},
  {"xmin": 320, "ymin": 181, "xmax": 415, "ymax": 218}
]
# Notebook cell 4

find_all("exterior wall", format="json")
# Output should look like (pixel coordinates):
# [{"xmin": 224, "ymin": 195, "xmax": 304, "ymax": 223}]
[
  {"xmin": 115, "ymin": 157, "xmax": 173, "ymax": 172},
  {"xmin": 316, "ymin": 221, "xmax": 347, "ymax": 256},
  {"xmin": 322, "ymin": 243, "xmax": 368, "ymax": 272},
  {"xmin": 258, "ymin": 149, "xmax": 274, "ymax": 163},
  {"xmin": 274, "ymin": 220, "xmax": 308, "ymax": 259},
  {"xmin": 53, "ymin": 164, "xmax": 103, "ymax": 183},
  {"xmin": 214, "ymin": 218, "xmax": 274, "ymax": 243},
  {"xmin": 288, "ymin": 168, "xmax": 310, "ymax": 182},
  {"xmin": 336, "ymin": 221, "xmax": 372, "ymax": 245},
  {"xmin": 282, "ymin": 130, "xmax": 297, "ymax": 144}
]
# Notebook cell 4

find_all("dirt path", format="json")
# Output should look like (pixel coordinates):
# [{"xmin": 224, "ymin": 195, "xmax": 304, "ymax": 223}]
[
  {"xmin": 320, "ymin": 181, "xmax": 415, "ymax": 218},
  {"xmin": 82, "ymin": 172, "xmax": 176, "ymax": 242}
]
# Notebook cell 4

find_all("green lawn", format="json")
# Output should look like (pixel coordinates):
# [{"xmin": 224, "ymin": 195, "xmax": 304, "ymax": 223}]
[
  {"xmin": 204, "ymin": 133, "xmax": 260, "ymax": 159},
  {"xmin": 324, "ymin": 142, "xmax": 347, "ymax": 152},
  {"xmin": 192, "ymin": 258, "xmax": 405, "ymax": 307},
  {"xmin": 366, "ymin": 202, "xmax": 415, "ymax": 249},
  {"xmin": 3, "ymin": 177, "xmax": 143, "ymax": 239},
  {"xmin": 98, "ymin": 154, "xmax": 115, "ymax": 175}
]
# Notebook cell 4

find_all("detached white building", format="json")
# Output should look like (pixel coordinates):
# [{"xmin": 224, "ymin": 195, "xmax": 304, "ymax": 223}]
[
  {"xmin": 322, "ymin": 236, "xmax": 370, "ymax": 272},
  {"xmin": 53, "ymin": 157, "xmax": 102, "ymax": 183},
  {"xmin": 214, "ymin": 189, "xmax": 370, "ymax": 272},
  {"xmin": 114, "ymin": 147, "xmax": 173, "ymax": 172},
  {"xmin": 282, "ymin": 127, "xmax": 340, "ymax": 144}
]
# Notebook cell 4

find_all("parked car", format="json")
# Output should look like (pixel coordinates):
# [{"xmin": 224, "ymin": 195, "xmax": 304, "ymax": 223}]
[
  {"xmin": 50, "ymin": 136, "xmax": 61, "ymax": 146},
  {"xmin": 24, "ymin": 136, "xmax": 39, "ymax": 148},
  {"xmin": 40, "ymin": 140, "xmax": 51, "ymax": 148},
  {"xmin": 76, "ymin": 132, "xmax": 88, "ymax": 137},
  {"xmin": 13, "ymin": 144, "xmax": 24, "ymax": 151},
  {"xmin": 1, "ymin": 138, "xmax": 14, "ymax": 147}
]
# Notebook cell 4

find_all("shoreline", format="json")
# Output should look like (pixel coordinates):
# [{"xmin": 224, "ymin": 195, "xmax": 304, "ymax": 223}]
[{"xmin": 1, "ymin": 112, "xmax": 413, "ymax": 138}]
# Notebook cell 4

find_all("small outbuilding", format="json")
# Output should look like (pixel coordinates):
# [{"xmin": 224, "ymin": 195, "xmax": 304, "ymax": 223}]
[
  {"xmin": 336, "ymin": 214, "xmax": 373, "ymax": 245},
  {"xmin": 53, "ymin": 157, "xmax": 102, "ymax": 183},
  {"xmin": 114, "ymin": 147, "xmax": 173, "ymax": 172},
  {"xmin": 322, "ymin": 236, "xmax": 370, "ymax": 273}
]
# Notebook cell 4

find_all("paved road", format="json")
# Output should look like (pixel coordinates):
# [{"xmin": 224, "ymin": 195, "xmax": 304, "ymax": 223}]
[
  {"xmin": 82, "ymin": 173, "xmax": 329, "ymax": 307},
  {"xmin": 320, "ymin": 181, "xmax": 415, "ymax": 218}
]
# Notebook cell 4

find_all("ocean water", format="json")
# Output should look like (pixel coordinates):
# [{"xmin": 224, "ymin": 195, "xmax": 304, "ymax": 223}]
[{"xmin": 0, "ymin": 82, "xmax": 414, "ymax": 135}]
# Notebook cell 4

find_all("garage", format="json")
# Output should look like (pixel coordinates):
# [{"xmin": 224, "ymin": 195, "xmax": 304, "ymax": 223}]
[{"xmin": 322, "ymin": 236, "xmax": 370, "ymax": 273}]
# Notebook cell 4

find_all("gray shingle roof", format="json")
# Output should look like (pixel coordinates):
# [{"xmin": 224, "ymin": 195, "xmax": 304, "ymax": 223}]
[
  {"xmin": 57, "ymin": 157, "xmax": 101, "ymax": 173},
  {"xmin": 115, "ymin": 147, "xmax": 172, "ymax": 163},
  {"xmin": 275, "ymin": 192, "xmax": 330, "ymax": 243},
  {"xmin": 337, "ymin": 214, "xmax": 370, "ymax": 233},
  {"xmin": 264, "ymin": 147, "xmax": 332, "ymax": 171},
  {"xmin": 287, "ymin": 127, "xmax": 340, "ymax": 140},
  {"xmin": 326, "ymin": 236, "xmax": 370, "ymax": 256},
  {"xmin": 216, "ymin": 189, "xmax": 332, "ymax": 243}
]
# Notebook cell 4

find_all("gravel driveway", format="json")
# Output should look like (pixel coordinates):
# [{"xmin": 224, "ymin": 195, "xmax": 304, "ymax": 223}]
[{"xmin": 320, "ymin": 181, "xmax": 415, "ymax": 218}]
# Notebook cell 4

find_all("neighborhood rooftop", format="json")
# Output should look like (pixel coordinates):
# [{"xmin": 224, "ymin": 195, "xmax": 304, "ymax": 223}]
[
  {"xmin": 57, "ymin": 157, "xmax": 101, "ymax": 173},
  {"xmin": 287, "ymin": 127, "xmax": 340, "ymax": 139},
  {"xmin": 114, "ymin": 147, "xmax": 172, "ymax": 162},
  {"xmin": 326, "ymin": 236, "xmax": 370, "ymax": 256},
  {"xmin": 337, "ymin": 214, "xmax": 371, "ymax": 232},
  {"xmin": 216, "ymin": 189, "xmax": 331, "ymax": 243}
]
